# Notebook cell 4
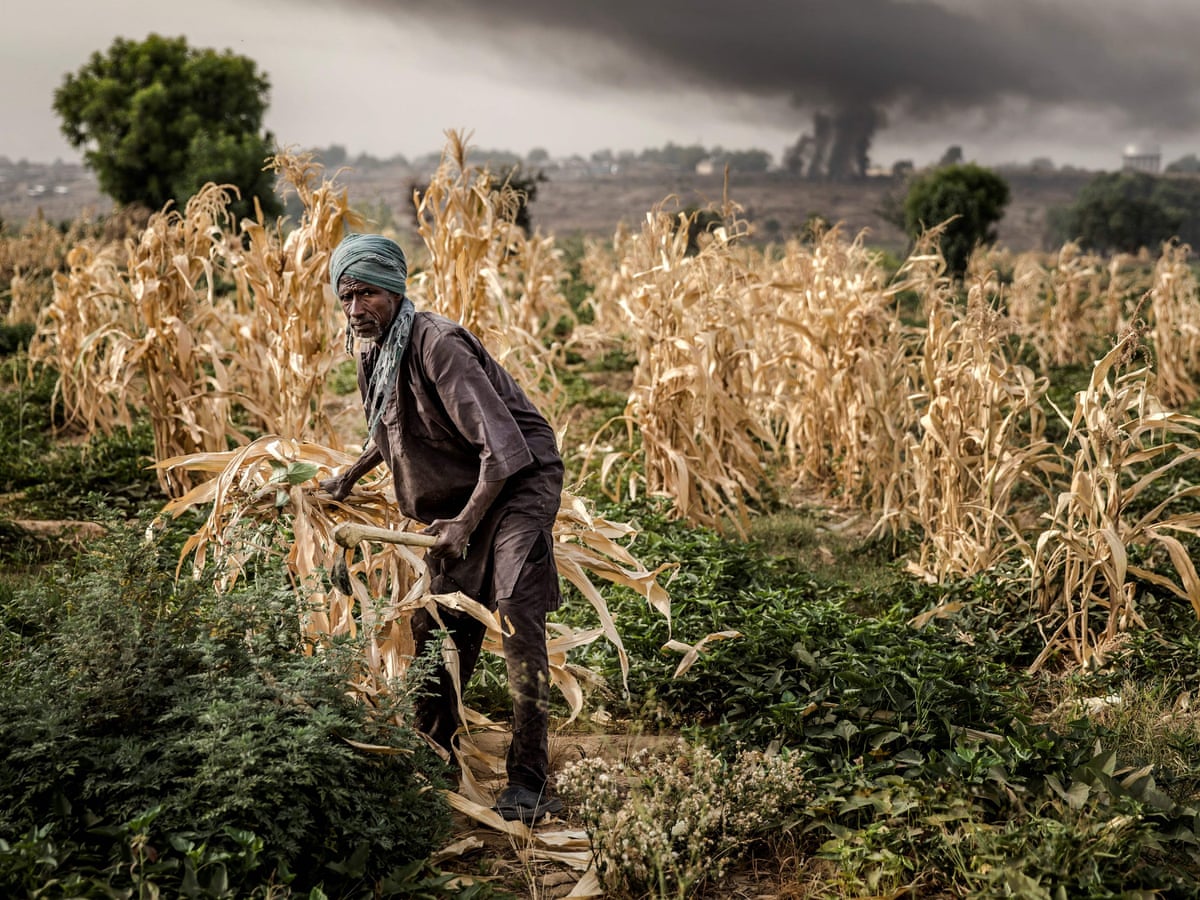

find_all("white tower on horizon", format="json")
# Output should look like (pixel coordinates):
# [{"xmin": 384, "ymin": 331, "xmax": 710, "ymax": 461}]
[{"xmin": 1122, "ymin": 143, "xmax": 1162, "ymax": 174}]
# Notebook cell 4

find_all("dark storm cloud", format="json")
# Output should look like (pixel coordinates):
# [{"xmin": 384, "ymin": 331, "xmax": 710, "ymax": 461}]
[{"xmin": 343, "ymin": 0, "xmax": 1200, "ymax": 130}]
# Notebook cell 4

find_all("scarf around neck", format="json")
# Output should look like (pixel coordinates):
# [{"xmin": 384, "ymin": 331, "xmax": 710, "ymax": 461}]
[{"xmin": 362, "ymin": 297, "xmax": 416, "ymax": 439}]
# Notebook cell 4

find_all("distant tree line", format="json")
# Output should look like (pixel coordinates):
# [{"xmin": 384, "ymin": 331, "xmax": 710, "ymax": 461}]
[{"xmin": 1051, "ymin": 171, "xmax": 1200, "ymax": 254}]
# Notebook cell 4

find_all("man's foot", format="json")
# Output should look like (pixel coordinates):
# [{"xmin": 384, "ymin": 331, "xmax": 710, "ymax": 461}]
[{"xmin": 494, "ymin": 784, "xmax": 564, "ymax": 824}]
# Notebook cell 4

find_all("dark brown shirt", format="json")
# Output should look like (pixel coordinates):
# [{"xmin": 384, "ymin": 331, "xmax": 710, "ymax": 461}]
[{"xmin": 357, "ymin": 311, "xmax": 562, "ymax": 599}]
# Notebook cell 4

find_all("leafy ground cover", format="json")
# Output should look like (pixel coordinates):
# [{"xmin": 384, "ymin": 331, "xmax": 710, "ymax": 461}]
[
  {"xmin": 0, "ymin": 517, "xmax": 459, "ymax": 898},
  {"xmin": 537, "ymin": 498, "xmax": 1200, "ymax": 897}
]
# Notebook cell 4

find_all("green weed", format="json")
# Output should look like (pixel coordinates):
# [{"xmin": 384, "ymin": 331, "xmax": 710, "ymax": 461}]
[{"xmin": 0, "ymin": 518, "xmax": 453, "ymax": 898}]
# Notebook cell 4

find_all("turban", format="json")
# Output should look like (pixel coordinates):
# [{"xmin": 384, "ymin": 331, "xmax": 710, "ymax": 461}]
[{"xmin": 329, "ymin": 233, "xmax": 408, "ymax": 296}]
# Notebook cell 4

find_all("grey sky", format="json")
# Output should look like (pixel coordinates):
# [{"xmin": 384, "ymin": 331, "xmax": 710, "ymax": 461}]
[{"xmin": 5, "ymin": 0, "xmax": 1200, "ymax": 170}]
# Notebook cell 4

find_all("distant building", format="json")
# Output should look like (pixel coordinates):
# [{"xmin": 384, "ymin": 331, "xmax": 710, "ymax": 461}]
[{"xmin": 1122, "ymin": 143, "xmax": 1161, "ymax": 174}]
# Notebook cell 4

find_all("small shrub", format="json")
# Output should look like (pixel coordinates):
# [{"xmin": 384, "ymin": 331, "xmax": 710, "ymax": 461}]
[
  {"xmin": 902, "ymin": 164, "xmax": 1010, "ymax": 277},
  {"xmin": 559, "ymin": 741, "xmax": 807, "ymax": 898}
]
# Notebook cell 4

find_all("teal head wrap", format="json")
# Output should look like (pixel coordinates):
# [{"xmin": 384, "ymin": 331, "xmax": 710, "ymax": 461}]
[{"xmin": 329, "ymin": 233, "xmax": 408, "ymax": 296}]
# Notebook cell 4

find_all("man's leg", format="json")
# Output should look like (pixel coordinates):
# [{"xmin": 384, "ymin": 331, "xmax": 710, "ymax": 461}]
[
  {"xmin": 492, "ymin": 529, "xmax": 564, "ymax": 822},
  {"xmin": 497, "ymin": 589, "xmax": 552, "ymax": 791},
  {"xmin": 408, "ymin": 605, "xmax": 487, "ymax": 753}
]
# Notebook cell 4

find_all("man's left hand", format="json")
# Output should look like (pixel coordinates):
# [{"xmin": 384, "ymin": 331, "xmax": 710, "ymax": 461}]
[{"xmin": 423, "ymin": 517, "xmax": 472, "ymax": 560}]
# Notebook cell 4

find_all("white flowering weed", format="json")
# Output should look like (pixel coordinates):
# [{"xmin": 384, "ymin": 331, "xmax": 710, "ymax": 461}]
[{"xmin": 558, "ymin": 741, "xmax": 807, "ymax": 898}]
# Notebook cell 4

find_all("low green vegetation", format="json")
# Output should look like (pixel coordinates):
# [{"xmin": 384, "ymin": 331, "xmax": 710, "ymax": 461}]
[
  {"xmin": 0, "ymin": 519, "xmax": 457, "ymax": 899},
  {"xmin": 0, "ymin": 359, "xmax": 158, "ymax": 532},
  {"xmin": 548, "ymin": 496, "xmax": 1200, "ymax": 896}
]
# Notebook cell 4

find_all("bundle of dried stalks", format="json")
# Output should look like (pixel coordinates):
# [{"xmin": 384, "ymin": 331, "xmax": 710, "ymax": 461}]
[
  {"xmin": 1030, "ymin": 329, "xmax": 1200, "ymax": 671},
  {"xmin": 1147, "ymin": 240, "xmax": 1200, "ymax": 409},
  {"xmin": 758, "ymin": 226, "xmax": 914, "ymax": 515},
  {"xmin": 587, "ymin": 200, "xmax": 776, "ymax": 535},
  {"xmin": 1007, "ymin": 243, "xmax": 1136, "ymax": 370},
  {"xmin": 158, "ymin": 438, "xmax": 673, "ymax": 723},
  {"xmin": 157, "ymin": 436, "xmax": 433, "ymax": 699},
  {"xmin": 226, "ymin": 153, "xmax": 362, "ymax": 444},
  {"xmin": 902, "ymin": 268, "xmax": 1059, "ymax": 581}
]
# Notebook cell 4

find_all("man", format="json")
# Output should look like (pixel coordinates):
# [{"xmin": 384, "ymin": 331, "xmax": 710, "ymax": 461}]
[{"xmin": 318, "ymin": 232, "xmax": 564, "ymax": 824}]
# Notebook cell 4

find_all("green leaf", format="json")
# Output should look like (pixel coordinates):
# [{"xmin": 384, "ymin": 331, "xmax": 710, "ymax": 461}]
[{"xmin": 285, "ymin": 461, "xmax": 320, "ymax": 485}]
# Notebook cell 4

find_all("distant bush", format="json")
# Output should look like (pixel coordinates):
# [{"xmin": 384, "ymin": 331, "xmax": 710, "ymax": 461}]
[
  {"xmin": 902, "ymin": 163, "xmax": 1010, "ymax": 277},
  {"xmin": 1055, "ymin": 171, "xmax": 1200, "ymax": 253}
]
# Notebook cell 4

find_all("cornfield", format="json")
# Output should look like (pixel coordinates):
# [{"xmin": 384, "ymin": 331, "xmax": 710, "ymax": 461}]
[
  {"xmin": 18, "ymin": 130, "xmax": 1200, "ymax": 738},
  {"xmin": 30, "ymin": 153, "xmax": 360, "ymax": 495}
]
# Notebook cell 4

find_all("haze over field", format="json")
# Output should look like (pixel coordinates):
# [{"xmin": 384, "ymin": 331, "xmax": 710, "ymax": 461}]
[{"xmin": 4, "ymin": 0, "xmax": 1200, "ymax": 171}]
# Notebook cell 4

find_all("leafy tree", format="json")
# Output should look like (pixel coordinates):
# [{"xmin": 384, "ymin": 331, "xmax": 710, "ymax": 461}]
[
  {"xmin": 53, "ymin": 34, "xmax": 280, "ymax": 220},
  {"xmin": 1057, "ymin": 171, "xmax": 1200, "ymax": 253},
  {"xmin": 1166, "ymin": 153, "xmax": 1200, "ymax": 174},
  {"xmin": 712, "ymin": 148, "xmax": 772, "ymax": 173},
  {"xmin": 938, "ymin": 145, "xmax": 964, "ymax": 167},
  {"xmin": 902, "ymin": 163, "xmax": 1010, "ymax": 276}
]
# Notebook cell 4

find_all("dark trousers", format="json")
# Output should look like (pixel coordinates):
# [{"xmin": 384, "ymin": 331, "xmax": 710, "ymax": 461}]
[{"xmin": 411, "ymin": 530, "xmax": 557, "ymax": 792}]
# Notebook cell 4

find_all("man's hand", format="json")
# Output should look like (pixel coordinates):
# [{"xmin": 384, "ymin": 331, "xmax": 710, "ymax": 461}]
[
  {"xmin": 317, "ymin": 443, "xmax": 383, "ymax": 503},
  {"xmin": 423, "ymin": 517, "xmax": 472, "ymax": 560},
  {"xmin": 423, "ymin": 477, "xmax": 506, "ymax": 561},
  {"xmin": 318, "ymin": 474, "xmax": 354, "ymax": 502}
]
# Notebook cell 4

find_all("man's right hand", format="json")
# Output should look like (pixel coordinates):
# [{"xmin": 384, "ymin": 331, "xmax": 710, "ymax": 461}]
[{"xmin": 318, "ymin": 475, "xmax": 354, "ymax": 502}]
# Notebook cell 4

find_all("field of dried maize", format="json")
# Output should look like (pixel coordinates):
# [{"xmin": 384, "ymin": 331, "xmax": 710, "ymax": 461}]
[{"xmin": 4, "ymin": 132, "xmax": 1200, "ymax": 896}]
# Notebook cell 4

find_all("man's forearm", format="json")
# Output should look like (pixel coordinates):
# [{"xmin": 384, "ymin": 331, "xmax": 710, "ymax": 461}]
[
  {"xmin": 343, "ymin": 442, "xmax": 383, "ymax": 483},
  {"xmin": 424, "ymin": 476, "xmax": 506, "ymax": 559},
  {"xmin": 321, "ymin": 442, "xmax": 383, "ymax": 500},
  {"xmin": 457, "ymin": 477, "xmax": 506, "ymax": 535}
]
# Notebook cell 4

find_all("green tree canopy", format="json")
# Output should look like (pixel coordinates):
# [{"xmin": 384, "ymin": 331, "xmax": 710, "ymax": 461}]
[
  {"xmin": 712, "ymin": 148, "xmax": 773, "ymax": 173},
  {"xmin": 1166, "ymin": 153, "xmax": 1200, "ymax": 174},
  {"xmin": 903, "ymin": 163, "xmax": 1010, "ymax": 276},
  {"xmin": 1055, "ymin": 171, "xmax": 1200, "ymax": 253},
  {"xmin": 54, "ymin": 34, "xmax": 281, "ymax": 220}
]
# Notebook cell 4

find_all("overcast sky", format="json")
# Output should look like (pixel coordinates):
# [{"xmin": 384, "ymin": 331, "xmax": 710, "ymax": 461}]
[{"xmin": 5, "ymin": 0, "xmax": 1200, "ymax": 171}]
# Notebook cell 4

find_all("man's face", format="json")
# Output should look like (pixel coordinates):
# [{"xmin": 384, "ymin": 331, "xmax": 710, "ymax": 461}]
[{"xmin": 337, "ymin": 277, "xmax": 401, "ymax": 342}]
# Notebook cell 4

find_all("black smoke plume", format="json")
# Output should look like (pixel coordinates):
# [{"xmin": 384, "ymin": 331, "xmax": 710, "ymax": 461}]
[{"xmin": 312, "ymin": 0, "xmax": 1200, "ymax": 172}]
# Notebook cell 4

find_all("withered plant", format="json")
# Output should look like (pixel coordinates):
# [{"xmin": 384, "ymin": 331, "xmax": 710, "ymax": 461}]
[
  {"xmin": 226, "ymin": 153, "xmax": 362, "ymax": 445},
  {"xmin": 1147, "ymin": 240, "xmax": 1200, "ymax": 409},
  {"xmin": 411, "ymin": 130, "xmax": 573, "ymax": 433},
  {"xmin": 758, "ymin": 225, "xmax": 914, "ymax": 516},
  {"xmin": 588, "ymin": 199, "xmax": 775, "ymax": 535},
  {"xmin": 1006, "ymin": 242, "xmax": 1138, "ymax": 370},
  {"xmin": 1030, "ymin": 328, "xmax": 1200, "ymax": 670},
  {"xmin": 902, "ymin": 266, "xmax": 1059, "ymax": 581}
]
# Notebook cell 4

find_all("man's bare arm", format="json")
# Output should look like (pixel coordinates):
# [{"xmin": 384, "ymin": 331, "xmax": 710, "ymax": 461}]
[
  {"xmin": 424, "ymin": 477, "xmax": 506, "ymax": 560},
  {"xmin": 318, "ymin": 443, "xmax": 384, "ymax": 501}
]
